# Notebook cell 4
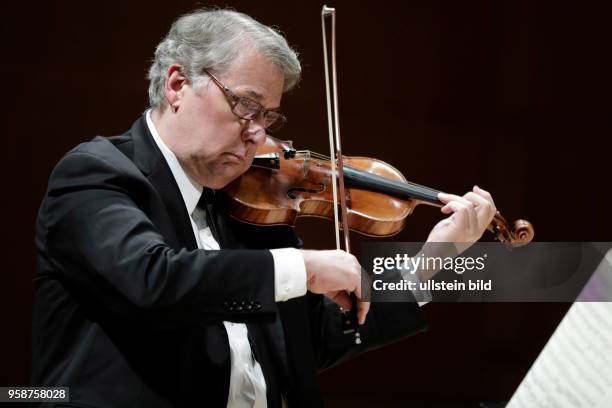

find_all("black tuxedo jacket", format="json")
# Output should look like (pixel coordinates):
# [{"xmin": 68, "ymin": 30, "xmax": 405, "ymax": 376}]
[{"xmin": 33, "ymin": 115, "xmax": 426, "ymax": 407}]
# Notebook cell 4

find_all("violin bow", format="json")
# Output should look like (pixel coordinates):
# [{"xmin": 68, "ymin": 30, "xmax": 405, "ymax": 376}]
[{"xmin": 322, "ymin": 5, "xmax": 362, "ymax": 344}]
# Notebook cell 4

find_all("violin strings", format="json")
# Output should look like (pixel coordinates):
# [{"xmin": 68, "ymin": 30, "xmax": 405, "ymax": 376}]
[{"xmin": 291, "ymin": 150, "xmax": 440, "ymax": 196}]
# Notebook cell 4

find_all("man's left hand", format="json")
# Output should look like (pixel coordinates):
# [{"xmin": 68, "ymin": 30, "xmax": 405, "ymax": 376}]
[{"xmin": 426, "ymin": 185, "xmax": 497, "ymax": 245}]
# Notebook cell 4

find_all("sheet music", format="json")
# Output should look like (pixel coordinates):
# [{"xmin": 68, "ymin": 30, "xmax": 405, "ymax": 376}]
[{"xmin": 507, "ymin": 250, "xmax": 612, "ymax": 408}]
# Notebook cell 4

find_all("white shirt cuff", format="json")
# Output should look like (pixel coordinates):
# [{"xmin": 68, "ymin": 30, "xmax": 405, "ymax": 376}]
[
  {"xmin": 270, "ymin": 248, "xmax": 307, "ymax": 302},
  {"xmin": 399, "ymin": 267, "xmax": 431, "ymax": 307}
]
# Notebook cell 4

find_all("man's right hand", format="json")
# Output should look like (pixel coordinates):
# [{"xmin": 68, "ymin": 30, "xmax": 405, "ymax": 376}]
[{"xmin": 299, "ymin": 249, "xmax": 370, "ymax": 325}]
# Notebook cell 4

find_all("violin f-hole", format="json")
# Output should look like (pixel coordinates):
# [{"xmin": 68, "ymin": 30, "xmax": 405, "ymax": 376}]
[{"xmin": 287, "ymin": 183, "xmax": 325, "ymax": 199}]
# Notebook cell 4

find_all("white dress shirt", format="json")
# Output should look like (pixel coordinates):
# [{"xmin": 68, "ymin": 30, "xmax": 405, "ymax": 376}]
[{"xmin": 146, "ymin": 110, "xmax": 307, "ymax": 407}]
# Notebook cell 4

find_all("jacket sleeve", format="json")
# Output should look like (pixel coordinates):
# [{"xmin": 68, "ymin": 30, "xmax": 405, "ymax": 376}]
[{"xmin": 40, "ymin": 149, "xmax": 277, "ymax": 329}]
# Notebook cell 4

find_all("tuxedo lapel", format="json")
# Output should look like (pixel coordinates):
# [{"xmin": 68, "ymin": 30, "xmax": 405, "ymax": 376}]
[
  {"xmin": 127, "ymin": 116, "xmax": 232, "ymax": 404},
  {"xmin": 129, "ymin": 116, "xmax": 198, "ymax": 251},
  {"xmin": 128, "ymin": 115, "xmax": 300, "ymax": 404}
]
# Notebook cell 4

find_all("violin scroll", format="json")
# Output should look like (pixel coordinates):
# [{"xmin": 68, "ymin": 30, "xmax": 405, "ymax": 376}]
[{"xmin": 489, "ymin": 212, "xmax": 535, "ymax": 248}]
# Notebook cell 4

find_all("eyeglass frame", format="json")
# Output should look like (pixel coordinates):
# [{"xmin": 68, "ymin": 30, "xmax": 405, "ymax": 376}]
[{"xmin": 202, "ymin": 68, "xmax": 287, "ymax": 132}]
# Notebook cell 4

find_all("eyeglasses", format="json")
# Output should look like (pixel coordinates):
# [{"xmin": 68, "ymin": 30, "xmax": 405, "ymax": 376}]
[{"xmin": 203, "ymin": 69, "xmax": 287, "ymax": 132}]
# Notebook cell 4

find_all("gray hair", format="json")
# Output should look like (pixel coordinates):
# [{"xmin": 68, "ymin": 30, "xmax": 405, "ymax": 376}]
[{"xmin": 147, "ymin": 8, "xmax": 301, "ymax": 109}]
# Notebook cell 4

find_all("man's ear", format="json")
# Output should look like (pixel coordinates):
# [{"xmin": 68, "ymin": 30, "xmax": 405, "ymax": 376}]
[{"xmin": 164, "ymin": 64, "xmax": 187, "ymax": 112}]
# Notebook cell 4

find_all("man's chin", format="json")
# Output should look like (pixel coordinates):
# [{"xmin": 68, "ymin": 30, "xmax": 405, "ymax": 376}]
[{"xmin": 208, "ymin": 169, "xmax": 247, "ymax": 190}]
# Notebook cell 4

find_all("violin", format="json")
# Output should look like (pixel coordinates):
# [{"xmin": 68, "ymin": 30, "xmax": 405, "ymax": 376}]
[
  {"xmin": 220, "ymin": 6, "xmax": 533, "ymax": 250},
  {"xmin": 229, "ymin": 5, "xmax": 533, "ymax": 344},
  {"xmin": 221, "ymin": 135, "xmax": 535, "ymax": 247}
]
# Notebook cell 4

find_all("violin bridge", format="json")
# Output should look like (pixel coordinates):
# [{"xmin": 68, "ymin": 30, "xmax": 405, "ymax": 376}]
[{"xmin": 299, "ymin": 150, "xmax": 311, "ymax": 178}]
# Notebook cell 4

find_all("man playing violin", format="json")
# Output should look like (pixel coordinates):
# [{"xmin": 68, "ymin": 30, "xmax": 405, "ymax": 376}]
[{"xmin": 33, "ymin": 8, "xmax": 497, "ymax": 408}]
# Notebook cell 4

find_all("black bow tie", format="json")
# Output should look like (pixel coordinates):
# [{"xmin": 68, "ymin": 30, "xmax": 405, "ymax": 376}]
[{"xmin": 197, "ymin": 188, "xmax": 216, "ymax": 208}]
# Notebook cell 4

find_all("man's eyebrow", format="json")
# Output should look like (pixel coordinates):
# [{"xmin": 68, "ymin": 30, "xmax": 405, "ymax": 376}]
[
  {"xmin": 244, "ymin": 89, "xmax": 264, "ymax": 101},
  {"xmin": 243, "ymin": 89, "xmax": 281, "ymax": 110}
]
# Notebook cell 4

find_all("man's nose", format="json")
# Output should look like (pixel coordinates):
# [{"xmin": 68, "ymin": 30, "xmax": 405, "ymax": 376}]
[{"xmin": 242, "ymin": 116, "xmax": 266, "ymax": 145}]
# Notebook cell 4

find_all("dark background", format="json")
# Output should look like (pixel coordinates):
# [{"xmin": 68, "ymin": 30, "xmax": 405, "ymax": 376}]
[{"xmin": 4, "ymin": 0, "xmax": 612, "ymax": 406}]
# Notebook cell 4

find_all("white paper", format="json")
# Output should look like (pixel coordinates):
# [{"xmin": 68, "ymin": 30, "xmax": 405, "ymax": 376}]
[{"xmin": 507, "ymin": 250, "xmax": 612, "ymax": 408}]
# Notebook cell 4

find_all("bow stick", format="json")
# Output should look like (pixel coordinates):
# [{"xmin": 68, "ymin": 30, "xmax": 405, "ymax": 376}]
[{"xmin": 322, "ymin": 5, "xmax": 361, "ymax": 345}]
